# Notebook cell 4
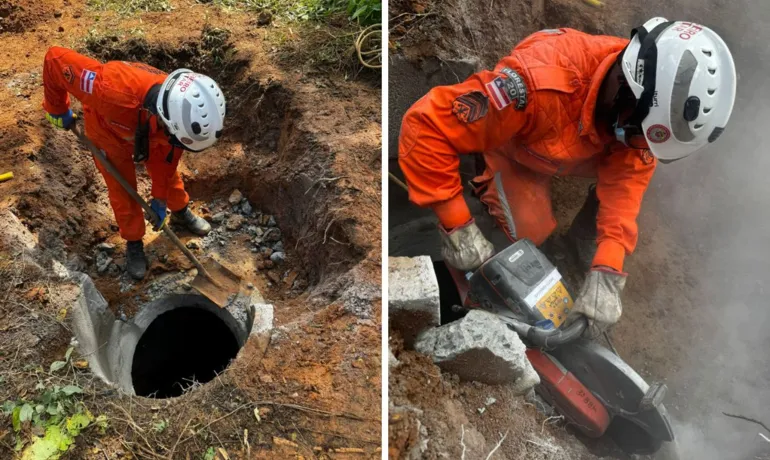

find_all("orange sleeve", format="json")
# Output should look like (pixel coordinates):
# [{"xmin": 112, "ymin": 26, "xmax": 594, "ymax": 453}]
[
  {"xmin": 593, "ymin": 146, "xmax": 657, "ymax": 271},
  {"xmin": 42, "ymin": 47, "xmax": 104, "ymax": 115},
  {"xmin": 398, "ymin": 57, "xmax": 535, "ymax": 229}
]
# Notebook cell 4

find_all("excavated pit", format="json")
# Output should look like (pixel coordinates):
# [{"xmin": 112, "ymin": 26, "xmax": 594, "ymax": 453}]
[
  {"xmin": 131, "ymin": 307, "xmax": 240, "ymax": 398},
  {"xmin": 77, "ymin": 31, "xmax": 367, "ymax": 287}
]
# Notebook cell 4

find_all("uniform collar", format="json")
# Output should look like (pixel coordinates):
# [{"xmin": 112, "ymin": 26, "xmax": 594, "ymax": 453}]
[{"xmin": 580, "ymin": 50, "xmax": 624, "ymax": 145}]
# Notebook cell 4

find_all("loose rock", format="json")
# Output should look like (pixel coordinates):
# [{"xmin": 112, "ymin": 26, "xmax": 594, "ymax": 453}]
[
  {"xmin": 267, "ymin": 271, "xmax": 280, "ymax": 284},
  {"xmin": 272, "ymin": 241, "xmax": 284, "ymax": 252},
  {"xmin": 267, "ymin": 215, "xmax": 277, "ymax": 227},
  {"xmin": 241, "ymin": 201, "xmax": 253, "ymax": 215},
  {"xmin": 264, "ymin": 227, "xmax": 281, "ymax": 242},
  {"xmin": 212, "ymin": 212, "xmax": 225, "ymax": 223},
  {"xmin": 225, "ymin": 214, "xmax": 245, "ymax": 231},
  {"xmin": 96, "ymin": 242, "xmax": 115, "ymax": 254},
  {"xmin": 96, "ymin": 253, "xmax": 113, "ymax": 274},
  {"xmin": 270, "ymin": 252, "xmax": 285, "ymax": 264},
  {"xmin": 228, "ymin": 189, "xmax": 243, "ymax": 205},
  {"xmin": 186, "ymin": 240, "xmax": 201, "ymax": 250}
]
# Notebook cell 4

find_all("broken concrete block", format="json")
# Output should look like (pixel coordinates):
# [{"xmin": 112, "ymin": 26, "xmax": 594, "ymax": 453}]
[
  {"xmin": 414, "ymin": 310, "xmax": 539, "ymax": 393},
  {"xmin": 388, "ymin": 256, "xmax": 440, "ymax": 348}
]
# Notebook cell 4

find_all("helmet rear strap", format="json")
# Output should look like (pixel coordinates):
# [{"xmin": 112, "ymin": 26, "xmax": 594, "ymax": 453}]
[{"xmin": 624, "ymin": 21, "xmax": 674, "ymax": 128}]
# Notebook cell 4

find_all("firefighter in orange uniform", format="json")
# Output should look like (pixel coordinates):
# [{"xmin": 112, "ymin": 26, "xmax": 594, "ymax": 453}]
[
  {"xmin": 43, "ymin": 46, "xmax": 227, "ymax": 280},
  {"xmin": 398, "ymin": 19, "xmax": 737, "ymax": 335}
]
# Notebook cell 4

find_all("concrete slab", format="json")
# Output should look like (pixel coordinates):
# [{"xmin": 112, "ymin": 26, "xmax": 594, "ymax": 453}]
[
  {"xmin": 414, "ymin": 310, "xmax": 539, "ymax": 393},
  {"xmin": 388, "ymin": 256, "xmax": 440, "ymax": 348}
]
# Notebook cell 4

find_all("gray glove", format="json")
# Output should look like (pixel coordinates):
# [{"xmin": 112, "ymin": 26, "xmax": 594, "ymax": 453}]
[
  {"xmin": 568, "ymin": 268, "xmax": 626, "ymax": 338},
  {"xmin": 439, "ymin": 219, "xmax": 495, "ymax": 271}
]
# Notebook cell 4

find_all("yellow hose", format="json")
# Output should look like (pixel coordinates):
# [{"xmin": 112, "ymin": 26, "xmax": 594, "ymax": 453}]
[{"xmin": 0, "ymin": 172, "xmax": 13, "ymax": 183}]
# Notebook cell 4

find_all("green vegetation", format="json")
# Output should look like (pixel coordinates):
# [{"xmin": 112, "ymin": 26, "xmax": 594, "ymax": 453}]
[
  {"xmin": 87, "ymin": 0, "xmax": 173, "ymax": 15},
  {"xmin": 346, "ymin": 0, "xmax": 381, "ymax": 25},
  {"xmin": 2, "ymin": 383, "xmax": 107, "ymax": 459}
]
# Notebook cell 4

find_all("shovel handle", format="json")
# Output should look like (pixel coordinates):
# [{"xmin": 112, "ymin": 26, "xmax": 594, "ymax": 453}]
[{"xmin": 70, "ymin": 124, "xmax": 217, "ymax": 284}]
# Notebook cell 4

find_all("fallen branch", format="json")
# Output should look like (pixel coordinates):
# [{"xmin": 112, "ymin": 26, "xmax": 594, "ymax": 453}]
[
  {"xmin": 485, "ymin": 430, "xmax": 509, "ymax": 459},
  {"xmin": 174, "ymin": 401, "xmax": 373, "ymax": 449},
  {"xmin": 261, "ymin": 401, "xmax": 372, "ymax": 421},
  {"xmin": 723, "ymin": 412, "xmax": 770, "ymax": 433}
]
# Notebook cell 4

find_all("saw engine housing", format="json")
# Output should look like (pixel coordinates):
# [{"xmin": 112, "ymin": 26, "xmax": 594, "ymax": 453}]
[{"xmin": 468, "ymin": 239, "xmax": 574, "ymax": 329}]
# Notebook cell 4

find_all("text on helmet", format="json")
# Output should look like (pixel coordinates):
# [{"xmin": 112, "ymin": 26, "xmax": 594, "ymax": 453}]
[
  {"xmin": 673, "ymin": 22, "xmax": 703, "ymax": 40},
  {"xmin": 176, "ymin": 73, "xmax": 199, "ymax": 93}
]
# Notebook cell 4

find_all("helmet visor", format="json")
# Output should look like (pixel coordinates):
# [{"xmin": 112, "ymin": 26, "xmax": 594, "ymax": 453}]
[{"xmin": 670, "ymin": 49, "xmax": 699, "ymax": 142}]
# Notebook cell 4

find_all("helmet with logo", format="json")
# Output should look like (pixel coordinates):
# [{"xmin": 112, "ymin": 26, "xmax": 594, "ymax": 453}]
[
  {"xmin": 156, "ymin": 69, "xmax": 226, "ymax": 152},
  {"xmin": 616, "ymin": 17, "xmax": 736, "ymax": 162}
]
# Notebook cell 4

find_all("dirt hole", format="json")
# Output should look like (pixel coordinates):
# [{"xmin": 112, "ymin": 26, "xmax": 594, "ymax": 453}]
[{"xmin": 131, "ymin": 307, "xmax": 240, "ymax": 398}]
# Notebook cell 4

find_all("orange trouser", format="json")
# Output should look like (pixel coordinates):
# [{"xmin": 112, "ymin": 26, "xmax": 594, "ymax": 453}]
[
  {"xmin": 87, "ymin": 122, "xmax": 189, "ymax": 241},
  {"xmin": 92, "ymin": 150, "xmax": 189, "ymax": 242},
  {"xmin": 472, "ymin": 147, "xmax": 597, "ymax": 246}
]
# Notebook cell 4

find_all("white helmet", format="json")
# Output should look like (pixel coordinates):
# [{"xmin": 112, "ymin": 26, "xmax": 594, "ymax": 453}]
[
  {"xmin": 156, "ymin": 69, "xmax": 226, "ymax": 152},
  {"xmin": 617, "ymin": 17, "xmax": 736, "ymax": 161}
]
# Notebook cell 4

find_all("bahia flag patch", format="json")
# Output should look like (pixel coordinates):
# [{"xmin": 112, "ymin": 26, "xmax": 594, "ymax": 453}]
[
  {"xmin": 80, "ymin": 69, "xmax": 97, "ymax": 94},
  {"xmin": 485, "ymin": 68, "xmax": 528, "ymax": 111},
  {"xmin": 485, "ymin": 77, "xmax": 512, "ymax": 110}
]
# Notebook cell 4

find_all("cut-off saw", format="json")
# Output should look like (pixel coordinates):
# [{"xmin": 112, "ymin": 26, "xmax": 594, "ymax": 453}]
[{"xmin": 447, "ymin": 238, "xmax": 675, "ymax": 455}]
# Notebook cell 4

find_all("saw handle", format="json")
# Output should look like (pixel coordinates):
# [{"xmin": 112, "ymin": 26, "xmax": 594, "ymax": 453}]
[{"xmin": 505, "ymin": 316, "xmax": 588, "ymax": 349}]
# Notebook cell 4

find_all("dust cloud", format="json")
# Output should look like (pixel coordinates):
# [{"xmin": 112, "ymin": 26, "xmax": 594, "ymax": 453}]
[{"xmin": 641, "ymin": 1, "xmax": 770, "ymax": 459}]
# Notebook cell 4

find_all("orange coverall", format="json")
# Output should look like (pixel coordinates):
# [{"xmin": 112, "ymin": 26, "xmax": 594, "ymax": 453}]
[
  {"xmin": 42, "ymin": 47, "xmax": 189, "ymax": 242},
  {"xmin": 398, "ymin": 29, "xmax": 657, "ymax": 272}
]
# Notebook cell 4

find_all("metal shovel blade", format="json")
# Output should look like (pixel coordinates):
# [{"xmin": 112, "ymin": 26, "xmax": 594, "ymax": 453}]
[{"xmin": 190, "ymin": 258, "xmax": 243, "ymax": 308}]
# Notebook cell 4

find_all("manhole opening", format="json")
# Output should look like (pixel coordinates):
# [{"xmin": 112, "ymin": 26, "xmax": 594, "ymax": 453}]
[{"xmin": 131, "ymin": 307, "xmax": 240, "ymax": 398}]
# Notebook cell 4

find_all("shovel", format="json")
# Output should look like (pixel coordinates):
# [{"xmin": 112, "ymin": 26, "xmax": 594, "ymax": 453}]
[{"xmin": 71, "ymin": 123, "xmax": 242, "ymax": 307}]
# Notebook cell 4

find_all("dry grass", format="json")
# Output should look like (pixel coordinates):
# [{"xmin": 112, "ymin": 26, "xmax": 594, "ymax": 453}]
[{"xmin": 87, "ymin": 0, "xmax": 174, "ymax": 15}]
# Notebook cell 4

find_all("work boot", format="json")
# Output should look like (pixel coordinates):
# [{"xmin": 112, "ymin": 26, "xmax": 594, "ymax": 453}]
[
  {"xmin": 126, "ymin": 240, "xmax": 148, "ymax": 280},
  {"xmin": 171, "ymin": 205, "xmax": 211, "ymax": 236},
  {"xmin": 566, "ymin": 184, "xmax": 599, "ymax": 272}
]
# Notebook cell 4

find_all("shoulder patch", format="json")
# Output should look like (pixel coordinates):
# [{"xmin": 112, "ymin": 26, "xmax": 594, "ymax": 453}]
[
  {"xmin": 62, "ymin": 65, "xmax": 74, "ymax": 85},
  {"xmin": 452, "ymin": 91, "xmax": 489, "ymax": 123},
  {"xmin": 80, "ymin": 69, "xmax": 97, "ymax": 94},
  {"xmin": 485, "ymin": 68, "xmax": 528, "ymax": 111}
]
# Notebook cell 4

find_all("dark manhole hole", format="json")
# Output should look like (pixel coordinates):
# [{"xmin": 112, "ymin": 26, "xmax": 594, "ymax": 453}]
[{"xmin": 131, "ymin": 307, "xmax": 239, "ymax": 398}]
